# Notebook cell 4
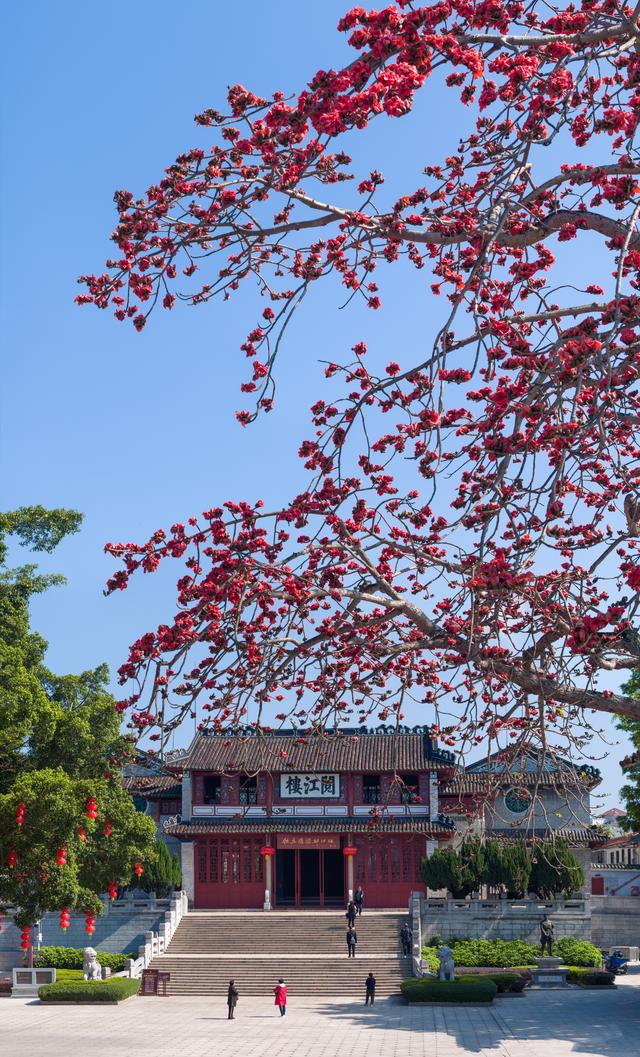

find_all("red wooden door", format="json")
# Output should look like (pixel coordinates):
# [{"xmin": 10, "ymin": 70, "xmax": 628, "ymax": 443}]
[
  {"xmin": 195, "ymin": 837, "xmax": 264, "ymax": 908},
  {"xmin": 591, "ymin": 876, "xmax": 605, "ymax": 895}
]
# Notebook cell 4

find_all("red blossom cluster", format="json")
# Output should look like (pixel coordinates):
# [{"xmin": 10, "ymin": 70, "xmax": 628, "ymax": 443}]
[{"xmin": 80, "ymin": 2, "xmax": 640, "ymax": 759}]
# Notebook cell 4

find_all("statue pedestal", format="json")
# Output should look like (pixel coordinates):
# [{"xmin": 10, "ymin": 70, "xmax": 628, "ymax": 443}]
[{"xmin": 530, "ymin": 957, "xmax": 569, "ymax": 989}]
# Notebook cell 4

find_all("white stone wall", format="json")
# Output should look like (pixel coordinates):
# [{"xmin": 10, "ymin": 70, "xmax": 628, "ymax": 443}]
[{"xmin": 420, "ymin": 897, "xmax": 591, "ymax": 943}]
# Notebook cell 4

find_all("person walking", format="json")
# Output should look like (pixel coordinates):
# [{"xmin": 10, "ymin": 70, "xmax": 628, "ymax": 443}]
[
  {"xmin": 346, "ymin": 925, "xmax": 358, "ymax": 958},
  {"xmin": 365, "ymin": 972, "xmax": 376, "ymax": 1005},
  {"xmin": 346, "ymin": 900, "xmax": 357, "ymax": 927},
  {"xmin": 273, "ymin": 977, "xmax": 287, "ymax": 1017},
  {"xmin": 400, "ymin": 922, "xmax": 413, "ymax": 957},
  {"xmin": 354, "ymin": 885, "xmax": 365, "ymax": 916},
  {"xmin": 227, "ymin": 979, "xmax": 239, "ymax": 1019}
]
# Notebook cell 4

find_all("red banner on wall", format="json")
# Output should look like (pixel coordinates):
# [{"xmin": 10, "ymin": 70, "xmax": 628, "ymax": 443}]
[{"xmin": 276, "ymin": 833, "xmax": 341, "ymax": 850}]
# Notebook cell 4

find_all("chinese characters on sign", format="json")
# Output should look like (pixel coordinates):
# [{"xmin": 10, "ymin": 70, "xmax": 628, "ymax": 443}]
[
  {"xmin": 276, "ymin": 834, "xmax": 341, "ymax": 849},
  {"xmin": 279, "ymin": 773, "xmax": 340, "ymax": 798}
]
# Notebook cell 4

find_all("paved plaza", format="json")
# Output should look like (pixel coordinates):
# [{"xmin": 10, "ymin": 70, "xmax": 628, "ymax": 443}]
[{"xmin": 3, "ymin": 973, "xmax": 640, "ymax": 1057}]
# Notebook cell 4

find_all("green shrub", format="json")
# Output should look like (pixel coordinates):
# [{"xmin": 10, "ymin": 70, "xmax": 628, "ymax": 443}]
[
  {"xmin": 421, "ymin": 946, "xmax": 440, "ymax": 973},
  {"xmin": 38, "ymin": 979, "xmax": 139, "ymax": 1003},
  {"xmin": 35, "ymin": 947, "xmax": 128, "ymax": 972},
  {"xmin": 401, "ymin": 976, "xmax": 497, "ymax": 1004},
  {"xmin": 565, "ymin": 967, "xmax": 614, "ymax": 986},
  {"xmin": 450, "ymin": 938, "xmax": 539, "ymax": 967},
  {"xmin": 484, "ymin": 972, "xmax": 526, "ymax": 993},
  {"xmin": 552, "ymin": 938, "xmax": 601, "ymax": 967}
]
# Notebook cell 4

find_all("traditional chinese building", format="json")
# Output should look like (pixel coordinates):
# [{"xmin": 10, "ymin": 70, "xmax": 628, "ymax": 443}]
[{"xmin": 131, "ymin": 726, "xmax": 457, "ymax": 909}]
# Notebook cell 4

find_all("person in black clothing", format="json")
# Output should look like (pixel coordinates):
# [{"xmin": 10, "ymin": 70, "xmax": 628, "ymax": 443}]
[
  {"xmin": 346, "ymin": 926, "xmax": 358, "ymax": 958},
  {"xmin": 346, "ymin": 900, "xmax": 357, "ymax": 927},
  {"xmin": 227, "ymin": 979, "xmax": 239, "ymax": 1019},
  {"xmin": 400, "ymin": 922, "xmax": 413, "ymax": 957},
  {"xmin": 365, "ymin": 972, "xmax": 376, "ymax": 1005},
  {"xmin": 354, "ymin": 886, "xmax": 364, "ymax": 915}
]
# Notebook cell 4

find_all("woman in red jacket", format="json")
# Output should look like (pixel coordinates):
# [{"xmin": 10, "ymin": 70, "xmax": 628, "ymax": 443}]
[{"xmin": 273, "ymin": 978, "xmax": 287, "ymax": 1016}]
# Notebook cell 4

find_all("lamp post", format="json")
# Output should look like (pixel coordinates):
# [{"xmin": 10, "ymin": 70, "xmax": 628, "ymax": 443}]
[
  {"xmin": 260, "ymin": 845, "xmax": 276, "ymax": 911},
  {"xmin": 343, "ymin": 846, "xmax": 358, "ymax": 902}
]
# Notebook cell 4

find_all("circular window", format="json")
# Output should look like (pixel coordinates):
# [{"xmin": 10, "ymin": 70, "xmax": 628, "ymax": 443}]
[{"xmin": 504, "ymin": 787, "xmax": 531, "ymax": 814}]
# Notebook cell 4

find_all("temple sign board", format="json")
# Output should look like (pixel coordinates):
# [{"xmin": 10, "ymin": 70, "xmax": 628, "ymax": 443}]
[{"xmin": 279, "ymin": 773, "xmax": 340, "ymax": 798}]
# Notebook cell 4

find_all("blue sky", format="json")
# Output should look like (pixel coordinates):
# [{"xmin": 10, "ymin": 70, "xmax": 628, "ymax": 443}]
[{"xmin": 1, "ymin": 1, "xmax": 630, "ymax": 808}]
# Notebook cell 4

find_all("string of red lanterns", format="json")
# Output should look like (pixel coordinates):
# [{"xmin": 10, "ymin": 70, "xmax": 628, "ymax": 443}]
[
  {"xmin": 20, "ymin": 926, "xmax": 32, "ymax": 951},
  {"xmin": 59, "ymin": 908, "xmax": 71, "ymax": 932},
  {"xmin": 108, "ymin": 881, "xmax": 118, "ymax": 901},
  {"xmin": 86, "ymin": 797, "xmax": 98, "ymax": 821},
  {"xmin": 7, "ymin": 850, "xmax": 17, "ymax": 869},
  {"xmin": 56, "ymin": 846, "xmax": 67, "ymax": 867},
  {"xmin": 134, "ymin": 861, "xmax": 144, "ymax": 877},
  {"xmin": 15, "ymin": 803, "xmax": 26, "ymax": 827},
  {"xmin": 85, "ymin": 913, "xmax": 96, "ymax": 936}
]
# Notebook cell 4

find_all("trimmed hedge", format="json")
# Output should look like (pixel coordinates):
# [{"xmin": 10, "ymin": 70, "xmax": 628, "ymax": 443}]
[
  {"xmin": 553, "ymin": 938, "xmax": 601, "ymax": 968},
  {"xmin": 565, "ymin": 967, "xmax": 615, "ymax": 986},
  {"xmin": 401, "ymin": 976, "xmax": 498, "ymax": 1004},
  {"xmin": 445, "ymin": 939, "xmax": 539, "ymax": 968},
  {"xmin": 35, "ymin": 947, "xmax": 128, "ymax": 972},
  {"xmin": 423, "ymin": 937, "xmax": 602, "ymax": 969},
  {"xmin": 38, "ymin": 979, "xmax": 140, "ymax": 1003},
  {"xmin": 480, "ymin": 972, "xmax": 526, "ymax": 993}
]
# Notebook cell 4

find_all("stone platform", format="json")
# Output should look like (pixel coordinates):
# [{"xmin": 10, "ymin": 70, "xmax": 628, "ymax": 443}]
[{"xmin": 530, "ymin": 956, "xmax": 569, "ymax": 988}]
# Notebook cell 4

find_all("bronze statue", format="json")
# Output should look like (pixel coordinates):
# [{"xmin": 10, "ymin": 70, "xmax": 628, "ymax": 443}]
[{"xmin": 539, "ymin": 915, "xmax": 554, "ymax": 956}]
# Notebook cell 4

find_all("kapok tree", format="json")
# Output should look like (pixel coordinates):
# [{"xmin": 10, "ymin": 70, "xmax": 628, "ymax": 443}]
[
  {"xmin": 0, "ymin": 509, "xmax": 156, "ymax": 958},
  {"xmin": 79, "ymin": 3, "xmax": 640, "ymax": 773}
]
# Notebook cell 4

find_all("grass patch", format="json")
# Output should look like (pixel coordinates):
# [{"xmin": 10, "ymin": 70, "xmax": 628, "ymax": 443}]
[
  {"xmin": 38, "ymin": 979, "xmax": 140, "ymax": 1003},
  {"xmin": 401, "ymin": 976, "xmax": 498, "ymax": 1004}
]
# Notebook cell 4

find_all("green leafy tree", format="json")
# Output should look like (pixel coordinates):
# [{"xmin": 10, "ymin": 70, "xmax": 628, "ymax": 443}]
[
  {"xmin": 618, "ymin": 670, "xmax": 640, "ymax": 831},
  {"xmin": 529, "ymin": 840, "xmax": 584, "ymax": 897},
  {"xmin": 500, "ymin": 840, "xmax": 531, "ymax": 898},
  {"xmin": 0, "ymin": 508, "xmax": 156, "ymax": 954},
  {"xmin": 421, "ymin": 846, "xmax": 476, "ymax": 898},
  {"xmin": 140, "ymin": 839, "xmax": 178, "ymax": 897},
  {"xmin": 482, "ymin": 839, "xmax": 507, "ymax": 890}
]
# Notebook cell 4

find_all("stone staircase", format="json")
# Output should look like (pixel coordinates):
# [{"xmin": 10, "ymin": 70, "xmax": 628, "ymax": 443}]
[{"xmin": 149, "ymin": 910, "xmax": 412, "ymax": 996}]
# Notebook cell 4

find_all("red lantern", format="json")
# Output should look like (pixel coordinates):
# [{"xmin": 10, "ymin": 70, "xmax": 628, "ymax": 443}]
[
  {"xmin": 56, "ymin": 846, "xmax": 67, "ymax": 867},
  {"xmin": 343, "ymin": 846, "xmax": 358, "ymax": 858},
  {"xmin": 20, "ymin": 926, "xmax": 32, "ymax": 951},
  {"xmin": 59, "ymin": 908, "xmax": 71, "ymax": 932},
  {"xmin": 259, "ymin": 846, "xmax": 276, "ymax": 858},
  {"xmin": 85, "ymin": 913, "xmax": 96, "ymax": 935},
  {"xmin": 15, "ymin": 802, "xmax": 26, "ymax": 827},
  {"xmin": 108, "ymin": 881, "xmax": 118, "ymax": 901},
  {"xmin": 134, "ymin": 861, "xmax": 144, "ymax": 877},
  {"xmin": 86, "ymin": 797, "xmax": 98, "ymax": 821},
  {"xmin": 7, "ymin": 850, "xmax": 17, "ymax": 869},
  {"xmin": 104, "ymin": 821, "xmax": 112, "ymax": 838},
  {"xmin": 76, "ymin": 826, "xmax": 87, "ymax": 843}
]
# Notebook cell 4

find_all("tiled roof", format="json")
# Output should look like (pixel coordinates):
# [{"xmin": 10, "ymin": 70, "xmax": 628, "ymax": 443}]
[
  {"xmin": 595, "ymin": 833, "xmax": 639, "ymax": 849},
  {"xmin": 122, "ymin": 775, "xmax": 182, "ymax": 796},
  {"xmin": 591, "ymin": 863, "xmax": 640, "ymax": 870},
  {"xmin": 441, "ymin": 769, "xmax": 600, "ymax": 795},
  {"xmin": 491, "ymin": 826, "xmax": 606, "ymax": 846},
  {"xmin": 621, "ymin": 749, "xmax": 640, "ymax": 771},
  {"xmin": 178, "ymin": 731, "xmax": 456, "ymax": 774},
  {"xmin": 163, "ymin": 816, "xmax": 455, "ymax": 838}
]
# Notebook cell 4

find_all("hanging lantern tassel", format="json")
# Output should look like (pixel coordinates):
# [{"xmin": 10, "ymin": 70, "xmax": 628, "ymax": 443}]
[
  {"xmin": 20, "ymin": 926, "xmax": 32, "ymax": 951},
  {"xmin": 134, "ymin": 861, "xmax": 144, "ymax": 877},
  {"xmin": 15, "ymin": 802, "xmax": 26, "ymax": 827},
  {"xmin": 56, "ymin": 846, "xmax": 67, "ymax": 867},
  {"xmin": 85, "ymin": 913, "xmax": 96, "ymax": 936},
  {"xmin": 108, "ymin": 881, "xmax": 118, "ymax": 901},
  {"xmin": 7, "ymin": 850, "xmax": 17, "ymax": 869},
  {"xmin": 59, "ymin": 908, "xmax": 71, "ymax": 932}
]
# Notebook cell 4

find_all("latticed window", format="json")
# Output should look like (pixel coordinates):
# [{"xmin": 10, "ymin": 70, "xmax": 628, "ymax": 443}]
[
  {"xmin": 197, "ymin": 845, "xmax": 207, "ymax": 883},
  {"xmin": 379, "ymin": 841, "xmax": 389, "ymax": 884},
  {"xmin": 240, "ymin": 777, "xmax": 258, "ymax": 805},
  {"xmin": 390, "ymin": 839, "xmax": 401, "ymax": 883},
  {"xmin": 242, "ymin": 841, "xmax": 253, "ymax": 882},
  {"xmin": 363, "ymin": 775, "xmax": 380, "ymax": 804},
  {"xmin": 209, "ymin": 842, "xmax": 218, "ymax": 883},
  {"xmin": 402, "ymin": 843, "xmax": 411, "ymax": 883}
]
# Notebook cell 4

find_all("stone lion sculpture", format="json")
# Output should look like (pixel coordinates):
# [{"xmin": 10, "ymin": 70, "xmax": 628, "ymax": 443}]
[
  {"xmin": 83, "ymin": 947, "xmax": 101, "ymax": 981},
  {"xmin": 437, "ymin": 945, "xmax": 455, "ymax": 981}
]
